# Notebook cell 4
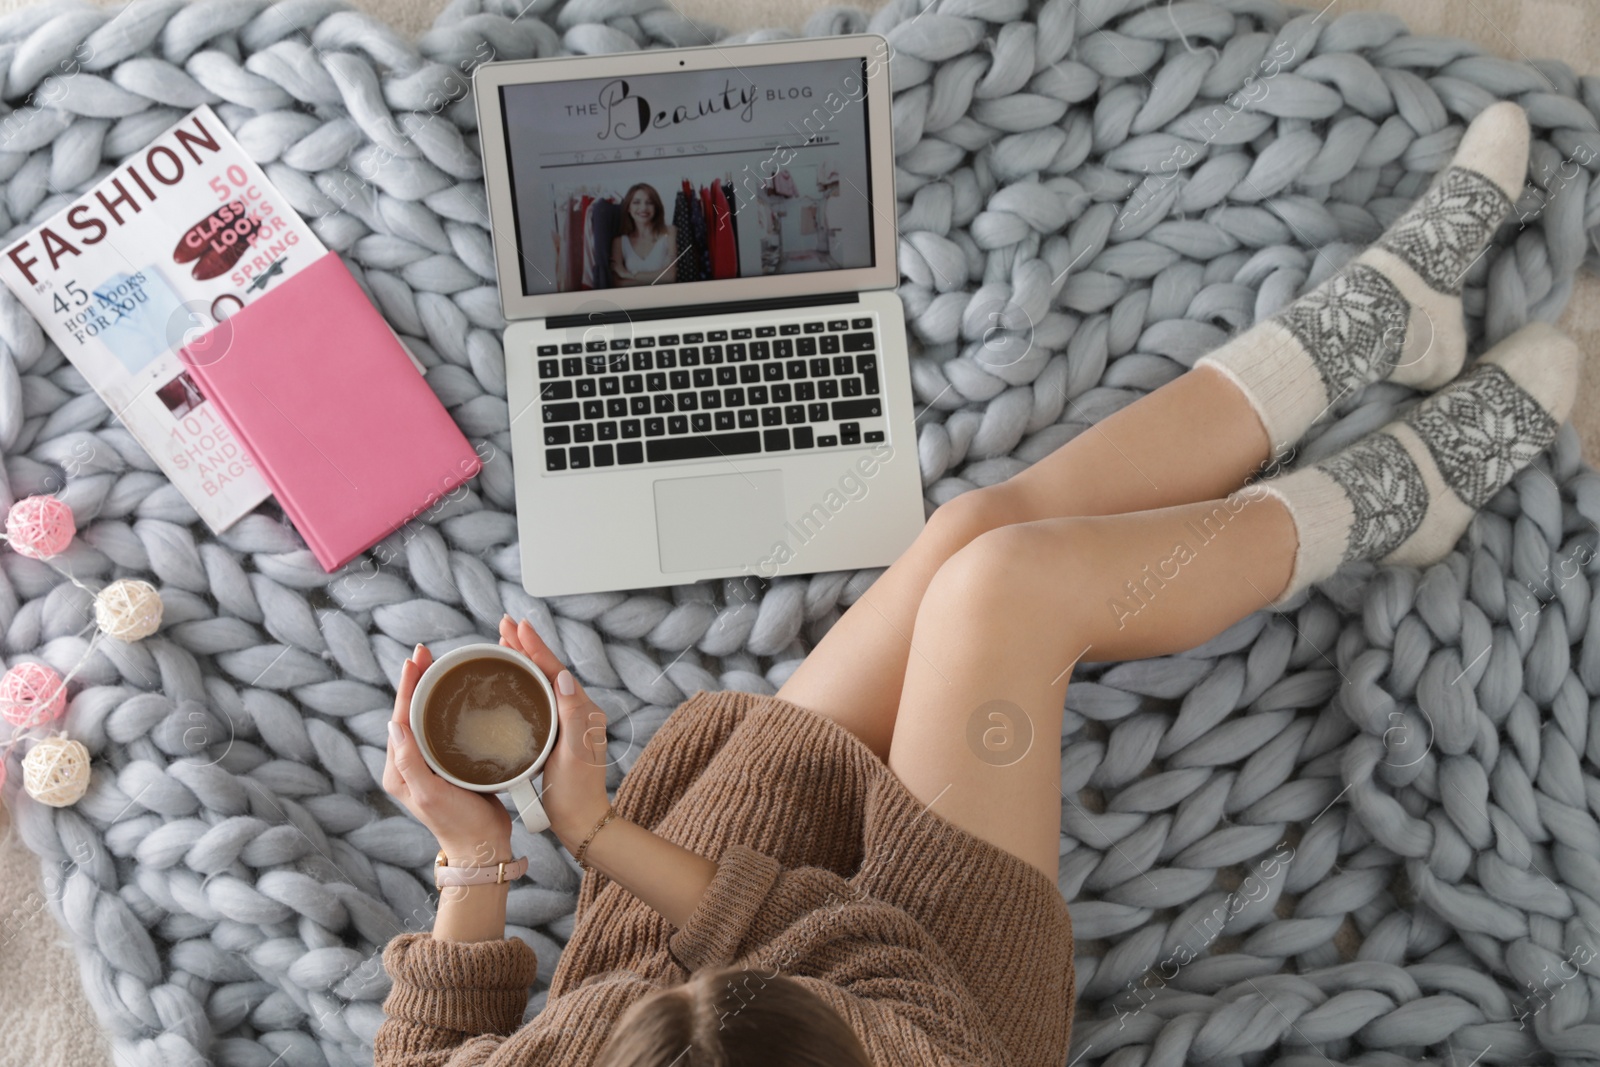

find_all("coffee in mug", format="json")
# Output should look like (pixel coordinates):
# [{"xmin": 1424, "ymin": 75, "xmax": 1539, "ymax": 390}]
[
  {"xmin": 409, "ymin": 642, "xmax": 561, "ymax": 834},
  {"xmin": 421, "ymin": 656, "xmax": 552, "ymax": 787}
]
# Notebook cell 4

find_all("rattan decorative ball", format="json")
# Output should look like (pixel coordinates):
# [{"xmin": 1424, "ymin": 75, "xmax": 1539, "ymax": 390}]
[
  {"xmin": 94, "ymin": 579, "xmax": 163, "ymax": 641},
  {"xmin": 5, "ymin": 495, "xmax": 74, "ymax": 559},
  {"xmin": 22, "ymin": 736, "xmax": 91, "ymax": 807},
  {"xmin": 0, "ymin": 661, "xmax": 67, "ymax": 728}
]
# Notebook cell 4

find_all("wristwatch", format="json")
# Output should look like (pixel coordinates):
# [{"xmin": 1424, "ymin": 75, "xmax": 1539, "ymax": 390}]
[{"xmin": 434, "ymin": 849, "xmax": 528, "ymax": 888}]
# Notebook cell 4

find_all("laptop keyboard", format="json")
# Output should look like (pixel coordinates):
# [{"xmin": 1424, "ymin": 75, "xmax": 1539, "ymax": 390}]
[{"xmin": 533, "ymin": 315, "xmax": 886, "ymax": 472}]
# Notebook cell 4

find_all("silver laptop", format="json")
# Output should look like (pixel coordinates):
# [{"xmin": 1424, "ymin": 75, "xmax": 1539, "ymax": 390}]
[{"xmin": 474, "ymin": 34, "xmax": 926, "ymax": 598}]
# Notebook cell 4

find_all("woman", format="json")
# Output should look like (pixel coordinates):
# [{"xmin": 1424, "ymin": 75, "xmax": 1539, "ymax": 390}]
[
  {"xmin": 374, "ymin": 103, "xmax": 1568, "ymax": 1065},
  {"xmin": 610, "ymin": 183, "xmax": 677, "ymax": 286}
]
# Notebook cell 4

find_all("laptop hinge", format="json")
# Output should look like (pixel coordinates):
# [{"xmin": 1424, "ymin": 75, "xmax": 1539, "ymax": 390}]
[{"xmin": 545, "ymin": 291, "xmax": 860, "ymax": 329}]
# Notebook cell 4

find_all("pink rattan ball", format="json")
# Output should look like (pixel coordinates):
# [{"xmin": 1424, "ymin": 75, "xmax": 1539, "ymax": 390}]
[
  {"xmin": 5, "ymin": 495, "xmax": 75, "ymax": 559},
  {"xmin": 0, "ymin": 661, "xmax": 67, "ymax": 728}
]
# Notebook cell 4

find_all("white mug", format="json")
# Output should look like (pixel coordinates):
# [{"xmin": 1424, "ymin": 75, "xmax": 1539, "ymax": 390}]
[{"xmin": 409, "ymin": 642, "xmax": 559, "ymax": 834}]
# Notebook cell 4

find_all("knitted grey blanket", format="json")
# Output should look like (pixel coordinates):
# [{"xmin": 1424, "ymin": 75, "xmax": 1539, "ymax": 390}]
[{"xmin": 2, "ymin": 0, "xmax": 1599, "ymax": 1064}]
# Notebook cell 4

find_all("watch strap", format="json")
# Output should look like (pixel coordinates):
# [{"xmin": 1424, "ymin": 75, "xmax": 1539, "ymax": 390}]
[{"xmin": 434, "ymin": 851, "xmax": 528, "ymax": 887}]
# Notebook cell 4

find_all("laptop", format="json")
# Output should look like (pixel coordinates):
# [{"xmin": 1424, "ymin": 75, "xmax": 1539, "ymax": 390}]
[{"xmin": 473, "ymin": 34, "xmax": 927, "ymax": 598}]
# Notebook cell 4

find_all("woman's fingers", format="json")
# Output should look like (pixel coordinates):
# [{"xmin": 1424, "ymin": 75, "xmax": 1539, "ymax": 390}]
[
  {"xmin": 499, "ymin": 617, "xmax": 526, "ymax": 658},
  {"xmin": 498, "ymin": 614, "xmax": 567, "ymax": 694},
  {"xmin": 386, "ymin": 646, "xmax": 435, "ymax": 801},
  {"xmin": 388, "ymin": 715, "xmax": 440, "ymax": 797},
  {"xmin": 384, "ymin": 659, "xmax": 421, "ymax": 796},
  {"xmin": 392, "ymin": 644, "xmax": 433, "ymax": 723},
  {"xmin": 501, "ymin": 615, "xmax": 546, "ymax": 658},
  {"xmin": 515, "ymin": 618, "xmax": 563, "ymax": 677},
  {"xmin": 391, "ymin": 657, "xmax": 418, "ymax": 724},
  {"xmin": 548, "ymin": 668, "xmax": 607, "ymax": 769}
]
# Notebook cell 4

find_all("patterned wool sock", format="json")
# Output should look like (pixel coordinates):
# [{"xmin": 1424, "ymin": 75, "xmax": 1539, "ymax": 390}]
[
  {"xmin": 1256, "ymin": 320, "xmax": 1579, "ymax": 603},
  {"xmin": 1198, "ymin": 100, "xmax": 1530, "ymax": 455}
]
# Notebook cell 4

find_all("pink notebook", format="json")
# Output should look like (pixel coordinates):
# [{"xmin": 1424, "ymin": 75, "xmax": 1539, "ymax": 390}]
[{"xmin": 178, "ymin": 250, "xmax": 481, "ymax": 571}]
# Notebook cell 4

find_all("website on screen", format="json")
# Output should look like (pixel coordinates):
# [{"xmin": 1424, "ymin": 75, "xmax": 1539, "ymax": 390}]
[{"xmin": 500, "ymin": 58, "xmax": 875, "ymax": 295}]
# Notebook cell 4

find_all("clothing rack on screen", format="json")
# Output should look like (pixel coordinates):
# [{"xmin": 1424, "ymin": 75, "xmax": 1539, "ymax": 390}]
[
  {"xmin": 555, "ymin": 186, "xmax": 624, "ymax": 291},
  {"xmin": 671, "ymin": 177, "xmax": 740, "ymax": 283},
  {"xmin": 554, "ymin": 178, "xmax": 741, "ymax": 290},
  {"xmin": 753, "ymin": 188, "xmax": 830, "ymax": 271}
]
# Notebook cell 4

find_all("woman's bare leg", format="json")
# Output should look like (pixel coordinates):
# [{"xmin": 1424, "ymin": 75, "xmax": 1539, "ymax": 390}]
[
  {"xmin": 886, "ymin": 491, "xmax": 1297, "ymax": 881},
  {"xmin": 776, "ymin": 363, "xmax": 1274, "ymax": 760}
]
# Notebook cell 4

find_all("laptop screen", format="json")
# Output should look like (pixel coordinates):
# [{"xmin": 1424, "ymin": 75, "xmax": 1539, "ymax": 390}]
[{"xmin": 498, "ymin": 57, "xmax": 874, "ymax": 298}]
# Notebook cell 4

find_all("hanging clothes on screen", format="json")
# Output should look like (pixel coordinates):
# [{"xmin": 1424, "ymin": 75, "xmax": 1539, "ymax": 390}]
[
  {"xmin": 756, "ymin": 194, "xmax": 781, "ymax": 273},
  {"xmin": 721, "ymin": 177, "xmax": 739, "ymax": 254},
  {"xmin": 555, "ymin": 190, "xmax": 621, "ymax": 291},
  {"xmin": 766, "ymin": 168, "xmax": 798, "ymax": 197},
  {"xmin": 554, "ymin": 193, "xmax": 596, "ymax": 291},
  {"xmin": 660, "ymin": 178, "xmax": 742, "ymax": 283},
  {"xmin": 704, "ymin": 185, "xmax": 723, "ymax": 281},
  {"xmin": 688, "ymin": 179, "xmax": 707, "ymax": 282},
  {"xmin": 694, "ymin": 184, "xmax": 707, "ymax": 278},
  {"xmin": 709, "ymin": 180, "xmax": 737, "ymax": 280},
  {"xmin": 579, "ymin": 197, "xmax": 598, "ymax": 289},
  {"xmin": 586, "ymin": 199, "xmax": 622, "ymax": 289},
  {"xmin": 671, "ymin": 184, "xmax": 697, "ymax": 282},
  {"xmin": 553, "ymin": 203, "xmax": 565, "ymax": 288},
  {"xmin": 557, "ymin": 180, "xmax": 747, "ymax": 290},
  {"xmin": 692, "ymin": 188, "xmax": 709, "ymax": 280}
]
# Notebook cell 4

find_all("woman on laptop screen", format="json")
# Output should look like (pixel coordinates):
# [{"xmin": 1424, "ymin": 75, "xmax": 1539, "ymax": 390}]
[
  {"xmin": 610, "ymin": 182, "xmax": 677, "ymax": 286},
  {"xmin": 376, "ymin": 92, "xmax": 1555, "ymax": 1067}
]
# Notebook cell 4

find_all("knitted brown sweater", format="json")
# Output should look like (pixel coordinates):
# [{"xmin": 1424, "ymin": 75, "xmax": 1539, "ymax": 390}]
[{"xmin": 375, "ymin": 689, "xmax": 1075, "ymax": 1065}]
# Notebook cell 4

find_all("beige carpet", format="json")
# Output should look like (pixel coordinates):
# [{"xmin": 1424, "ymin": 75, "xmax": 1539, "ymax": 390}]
[{"xmin": 2, "ymin": 2, "xmax": 1597, "ymax": 1065}]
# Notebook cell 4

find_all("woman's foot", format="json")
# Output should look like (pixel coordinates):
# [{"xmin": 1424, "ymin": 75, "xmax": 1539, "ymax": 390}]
[
  {"xmin": 1198, "ymin": 100, "xmax": 1531, "ymax": 455},
  {"xmin": 1253, "ymin": 320, "xmax": 1578, "ymax": 603}
]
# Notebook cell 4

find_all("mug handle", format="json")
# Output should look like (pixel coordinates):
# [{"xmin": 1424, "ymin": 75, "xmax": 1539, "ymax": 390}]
[{"xmin": 507, "ymin": 777, "xmax": 551, "ymax": 835}]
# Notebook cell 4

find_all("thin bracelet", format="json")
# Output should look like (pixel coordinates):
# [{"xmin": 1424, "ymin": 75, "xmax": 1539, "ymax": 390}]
[{"xmin": 575, "ymin": 804, "xmax": 619, "ymax": 872}]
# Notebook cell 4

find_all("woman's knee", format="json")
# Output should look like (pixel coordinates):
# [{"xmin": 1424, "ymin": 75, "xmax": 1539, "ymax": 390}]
[
  {"xmin": 921, "ymin": 522, "xmax": 1045, "ymax": 621},
  {"xmin": 918, "ymin": 520, "xmax": 1099, "ymax": 642},
  {"xmin": 922, "ymin": 484, "xmax": 1029, "ymax": 551}
]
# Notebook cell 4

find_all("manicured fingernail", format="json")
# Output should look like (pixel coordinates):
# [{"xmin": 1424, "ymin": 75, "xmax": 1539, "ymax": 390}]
[
  {"xmin": 557, "ymin": 670, "xmax": 575, "ymax": 696},
  {"xmin": 414, "ymin": 643, "xmax": 425, "ymax": 658},
  {"xmin": 388, "ymin": 721, "xmax": 402, "ymax": 743}
]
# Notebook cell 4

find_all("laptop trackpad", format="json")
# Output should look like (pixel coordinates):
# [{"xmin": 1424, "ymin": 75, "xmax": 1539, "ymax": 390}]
[{"xmin": 654, "ymin": 469, "xmax": 785, "ymax": 574}]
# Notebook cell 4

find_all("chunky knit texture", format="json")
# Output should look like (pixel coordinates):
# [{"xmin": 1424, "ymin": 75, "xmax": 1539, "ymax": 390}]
[
  {"xmin": 374, "ymin": 690, "xmax": 1075, "ymax": 1065},
  {"xmin": 1, "ymin": 2, "xmax": 1599, "ymax": 1067},
  {"xmin": 1197, "ymin": 100, "xmax": 1530, "ymax": 454}
]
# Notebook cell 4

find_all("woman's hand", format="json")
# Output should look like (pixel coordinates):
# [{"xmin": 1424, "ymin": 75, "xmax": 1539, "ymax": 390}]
[
  {"xmin": 491, "ymin": 616, "xmax": 721, "ymax": 929},
  {"xmin": 497, "ymin": 615, "xmax": 613, "ymax": 853},
  {"xmin": 384, "ymin": 643, "xmax": 515, "ymax": 863}
]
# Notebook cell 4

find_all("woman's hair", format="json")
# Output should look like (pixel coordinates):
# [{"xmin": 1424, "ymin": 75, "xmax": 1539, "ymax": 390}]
[
  {"xmin": 593, "ymin": 964, "xmax": 874, "ymax": 1067},
  {"xmin": 619, "ymin": 183, "xmax": 667, "ymax": 238}
]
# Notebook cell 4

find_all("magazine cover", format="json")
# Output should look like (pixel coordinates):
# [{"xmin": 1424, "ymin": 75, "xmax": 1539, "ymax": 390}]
[{"xmin": 0, "ymin": 105, "xmax": 329, "ymax": 532}]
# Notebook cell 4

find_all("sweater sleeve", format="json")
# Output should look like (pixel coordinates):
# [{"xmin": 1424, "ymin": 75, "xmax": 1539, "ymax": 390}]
[
  {"xmin": 665, "ymin": 842, "xmax": 782, "ymax": 972},
  {"xmin": 373, "ymin": 932, "xmax": 539, "ymax": 1067}
]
